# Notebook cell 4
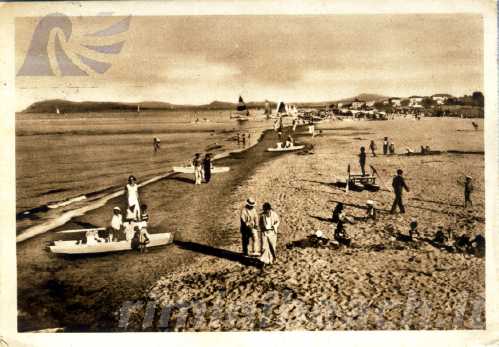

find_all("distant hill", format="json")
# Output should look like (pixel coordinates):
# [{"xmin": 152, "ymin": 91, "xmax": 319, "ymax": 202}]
[
  {"xmin": 21, "ymin": 94, "xmax": 392, "ymax": 114},
  {"xmin": 21, "ymin": 99, "xmax": 278, "ymax": 114}
]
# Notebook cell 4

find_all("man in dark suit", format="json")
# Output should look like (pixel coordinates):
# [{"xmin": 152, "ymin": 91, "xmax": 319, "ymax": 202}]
[{"xmin": 391, "ymin": 169, "xmax": 410, "ymax": 214}]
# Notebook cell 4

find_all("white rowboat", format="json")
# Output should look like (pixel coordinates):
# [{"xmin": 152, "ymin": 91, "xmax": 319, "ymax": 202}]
[
  {"xmin": 173, "ymin": 166, "xmax": 230, "ymax": 174},
  {"xmin": 267, "ymin": 145, "xmax": 305, "ymax": 152},
  {"xmin": 49, "ymin": 233, "xmax": 173, "ymax": 255}
]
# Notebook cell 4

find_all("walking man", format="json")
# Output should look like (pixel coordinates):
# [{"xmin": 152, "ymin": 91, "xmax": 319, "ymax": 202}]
[
  {"xmin": 240, "ymin": 197, "xmax": 259, "ymax": 256},
  {"xmin": 391, "ymin": 169, "xmax": 410, "ymax": 214},
  {"xmin": 369, "ymin": 140, "xmax": 377, "ymax": 157}
]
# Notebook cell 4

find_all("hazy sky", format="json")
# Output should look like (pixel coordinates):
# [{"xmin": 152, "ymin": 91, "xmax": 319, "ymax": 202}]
[{"xmin": 15, "ymin": 14, "xmax": 483, "ymax": 110}]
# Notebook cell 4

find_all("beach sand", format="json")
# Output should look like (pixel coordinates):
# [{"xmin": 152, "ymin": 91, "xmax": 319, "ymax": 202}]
[
  {"xmin": 124, "ymin": 118, "xmax": 485, "ymax": 331},
  {"xmin": 17, "ymin": 117, "xmax": 485, "ymax": 331}
]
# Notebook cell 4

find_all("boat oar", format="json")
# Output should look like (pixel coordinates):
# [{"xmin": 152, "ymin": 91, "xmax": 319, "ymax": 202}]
[{"xmin": 57, "ymin": 227, "xmax": 105, "ymax": 234}]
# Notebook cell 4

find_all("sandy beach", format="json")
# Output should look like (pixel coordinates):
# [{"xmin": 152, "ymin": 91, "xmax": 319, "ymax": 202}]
[{"xmin": 115, "ymin": 117, "xmax": 485, "ymax": 331}]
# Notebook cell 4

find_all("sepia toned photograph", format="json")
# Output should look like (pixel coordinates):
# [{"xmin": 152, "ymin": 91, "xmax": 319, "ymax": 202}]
[{"xmin": 8, "ymin": 3, "xmax": 493, "ymax": 338}]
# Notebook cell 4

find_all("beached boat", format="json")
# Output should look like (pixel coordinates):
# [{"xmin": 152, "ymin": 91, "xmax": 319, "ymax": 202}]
[
  {"xmin": 267, "ymin": 145, "xmax": 305, "ymax": 152},
  {"xmin": 173, "ymin": 166, "xmax": 230, "ymax": 174},
  {"xmin": 49, "ymin": 233, "xmax": 173, "ymax": 255}
]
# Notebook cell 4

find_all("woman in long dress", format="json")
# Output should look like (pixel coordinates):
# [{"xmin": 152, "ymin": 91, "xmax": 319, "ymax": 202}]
[
  {"xmin": 126, "ymin": 175, "xmax": 140, "ymax": 215},
  {"xmin": 259, "ymin": 202, "xmax": 280, "ymax": 266},
  {"xmin": 192, "ymin": 153, "xmax": 203, "ymax": 185}
]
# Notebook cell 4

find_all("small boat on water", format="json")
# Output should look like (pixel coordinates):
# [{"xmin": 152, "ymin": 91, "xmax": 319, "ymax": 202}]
[
  {"xmin": 173, "ymin": 166, "xmax": 230, "ymax": 174},
  {"xmin": 230, "ymin": 96, "xmax": 250, "ymax": 121},
  {"xmin": 267, "ymin": 145, "xmax": 305, "ymax": 152},
  {"xmin": 49, "ymin": 233, "xmax": 173, "ymax": 255}
]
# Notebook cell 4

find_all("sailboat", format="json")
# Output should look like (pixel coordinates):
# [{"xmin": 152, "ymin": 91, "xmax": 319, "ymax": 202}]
[
  {"xmin": 264, "ymin": 100, "xmax": 271, "ymax": 119},
  {"xmin": 230, "ymin": 96, "xmax": 250, "ymax": 121},
  {"xmin": 56, "ymin": 107, "xmax": 60, "ymax": 115},
  {"xmin": 137, "ymin": 104, "xmax": 141, "ymax": 113}
]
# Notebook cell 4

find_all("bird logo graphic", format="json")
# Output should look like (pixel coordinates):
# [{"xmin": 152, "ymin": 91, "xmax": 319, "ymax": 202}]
[{"xmin": 17, "ymin": 13, "xmax": 131, "ymax": 76}]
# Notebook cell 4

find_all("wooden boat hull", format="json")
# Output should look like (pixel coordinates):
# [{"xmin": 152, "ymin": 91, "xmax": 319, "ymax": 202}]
[
  {"xmin": 49, "ymin": 233, "xmax": 173, "ymax": 254},
  {"xmin": 267, "ymin": 145, "xmax": 305, "ymax": 152},
  {"xmin": 173, "ymin": 166, "xmax": 230, "ymax": 174}
]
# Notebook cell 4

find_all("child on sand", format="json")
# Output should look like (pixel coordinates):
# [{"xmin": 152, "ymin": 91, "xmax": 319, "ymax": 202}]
[
  {"xmin": 464, "ymin": 176, "xmax": 473, "ymax": 208},
  {"xmin": 110, "ymin": 206, "xmax": 123, "ymax": 241}
]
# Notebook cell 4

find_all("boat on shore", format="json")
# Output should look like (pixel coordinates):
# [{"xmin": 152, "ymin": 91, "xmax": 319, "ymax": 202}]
[
  {"xmin": 49, "ymin": 232, "xmax": 173, "ymax": 255},
  {"xmin": 267, "ymin": 145, "xmax": 305, "ymax": 152},
  {"xmin": 173, "ymin": 166, "xmax": 230, "ymax": 174}
]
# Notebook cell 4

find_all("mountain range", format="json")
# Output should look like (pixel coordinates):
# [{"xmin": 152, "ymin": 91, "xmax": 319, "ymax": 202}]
[{"xmin": 20, "ymin": 94, "xmax": 391, "ymax": 114}]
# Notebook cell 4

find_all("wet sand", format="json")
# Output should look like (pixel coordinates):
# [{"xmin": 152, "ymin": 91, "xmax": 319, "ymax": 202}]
[{"xmin": 17, "ymin": 126, "xmax": 300, "ymax": 332}]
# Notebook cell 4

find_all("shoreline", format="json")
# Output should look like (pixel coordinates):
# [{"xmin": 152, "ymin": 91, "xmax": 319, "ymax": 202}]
[
  {"xmin": 16, "ymin": 123, "xmax": 270, "ymax": 243},
  {"xmin": 16, "ymin": 124, "xmax": 303, "ymax": 332}
]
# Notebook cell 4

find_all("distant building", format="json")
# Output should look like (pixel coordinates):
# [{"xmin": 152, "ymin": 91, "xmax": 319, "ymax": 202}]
[
  {"xmin": 351, "ymin": 99, "xmax": 365, "ymax": 109},
  {"xmin": 431, "ymin": 93, "xmax": 453, "ymax": 105},
  {"xmin": 365, "ymin": 100, "xmax": 376, "ymax": 107},
  {"xmin": 389, "ymin": 97, "xmax": 402, "ymax": 107},
  {"xmin": 409, "ymin": 96, "xmax": 424, "ymax": 107}
]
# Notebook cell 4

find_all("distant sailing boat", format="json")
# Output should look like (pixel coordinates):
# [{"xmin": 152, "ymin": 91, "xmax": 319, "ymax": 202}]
[
  {"xmin": 137, "ymin": 104, "xmax": 141, "ymax": 113},
  {"xmin": 56, "ymin": 107, "xmax": 60, "ymax": 115},
  {"xmin": 230, "ymin": 96, "xmax": 250, "ymax": 121}
]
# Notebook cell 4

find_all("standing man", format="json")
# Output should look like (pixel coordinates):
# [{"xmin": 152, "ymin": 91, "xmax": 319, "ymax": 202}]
[
  {"xmin": 383, "ymin": 137, "xmax": 389, "ymax": 155},
  {"xmin": 391, "ymin": 169, "xmax": 410, "ymax": 214},
  {"xmin": 464, "ymin": 175, "xmax": 474, "ymax": 208},
  {"xmin": 240, "ymin": 197, "xmax": 259, "ymax": 256},
  {"xmin": 203, "ymin": 153, "xmax": 212, "ymax": 183},
  {"xmin": 369, "ymin": 140, "xmax": 377, "ymax": 157},
  {"xmin": 358, "ymin": 146, "xmax": 367, "ymax": 176}
]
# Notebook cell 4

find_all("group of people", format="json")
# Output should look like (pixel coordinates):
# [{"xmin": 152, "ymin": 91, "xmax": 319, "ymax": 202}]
[
  {"xmin": 192, "ymin": 153, "xmax": 213, "ymax": 185},
  {"xmin": 240, "ymin": 198, "xmax": 280, "ymax": 267}
]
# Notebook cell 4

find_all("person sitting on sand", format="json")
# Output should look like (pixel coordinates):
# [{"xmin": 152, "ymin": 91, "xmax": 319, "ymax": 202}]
[
  {"xmin": 409, "ymin": 218, "xmax": 418, "ymax": 240},
  {"xmin": 192, "ymin": 153, "xmax": 203, "ymax": 185},
  {"xmin": 433, "ymin": 225, "xmax": 447, "ymax": 245},
  {"xmin": 240, "ymin": 197, "xmax": 259, "ymax": 257},
  {"xmin": 332, "ymin": 203, "xmax": 344, "ymax": 224},
  {"xmin": 366, "ymin": 200, "xmax": 376, "ymax": 221},
  {"xmin": 389, "ymin": 142, "xmax": 395, "ymax": 155},
  {"xmin": 334, "ymin": 212, "xmax": 351, "ymax": 246},
  {"xmin": 471, "ymin": 234, "xmax": 485, "ymax": 257},
  {"xmin": 110, "ymin": 206, "xmax": 123, "ymax": 242},
  {"xmin": 259, "ymin": 202, "xmax": 280, "ymax": 266}
]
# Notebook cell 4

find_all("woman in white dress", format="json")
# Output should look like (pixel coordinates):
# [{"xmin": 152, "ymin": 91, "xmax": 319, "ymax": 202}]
[
  {"xmin": 259, "ymin": 202, "xmax": 280, "ymax": 266},
  {"xmin": 126, "ymin": 175, "xmax": 140, "ymax": 215}
]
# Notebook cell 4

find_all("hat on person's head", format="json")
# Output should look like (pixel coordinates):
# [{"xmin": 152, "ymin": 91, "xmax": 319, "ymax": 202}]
[
  {"xmin": 246, "ymin": 197, "xmax": 256, "ymax": 207},
  {"xmin": 466, "ymin": 175, "xmax": 472, "ymax": 179},
  {"xmin": 366, "ymin": 200, "xmax": 374, "ymax": 206},
  {"xmin": 113, "ymin": 207, "xmax": 121, "ymax": 212}
]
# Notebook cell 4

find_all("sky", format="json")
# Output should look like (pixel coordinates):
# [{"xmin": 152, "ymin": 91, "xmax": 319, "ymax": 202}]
[{"xmin": 15, "ymin": 14, "xmax": 483, "ymax": 111}]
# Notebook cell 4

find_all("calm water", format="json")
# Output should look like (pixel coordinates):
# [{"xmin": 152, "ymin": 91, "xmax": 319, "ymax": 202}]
[{"xmin": 16, "ymin": 110, "xmax": 275, "ymax": 236}]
